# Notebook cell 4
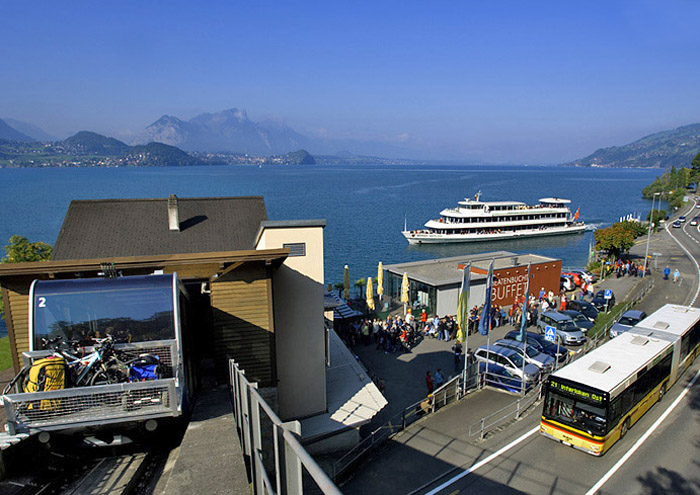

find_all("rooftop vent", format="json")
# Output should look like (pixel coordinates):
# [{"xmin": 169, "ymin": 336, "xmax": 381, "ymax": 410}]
[
  {"xmin": 589, "ymin": 361, "xmax": 611, "ymax": 374},
  {"xmin": 168, "ymin": 194, "xmax": 180, "ymax": 232},
  {"xmin": 512, "ymin": 256, "xmax": 519, "ymax": 266},
  {"xmin": 630, "ymin": 336, "xmax": 649, "ymax": 346},
  {"xmin": 672, "ymin": 306, "xmax": 690, "ymax": 313},
  {"xmin": 653, "ymin": 321, "xmax": 670, "ymax": 330}
]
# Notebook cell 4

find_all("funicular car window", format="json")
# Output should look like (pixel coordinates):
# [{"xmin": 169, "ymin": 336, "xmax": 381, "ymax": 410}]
[{"xmin": 32, "ymin": 275, "xmax": 176, "ymax": 348}]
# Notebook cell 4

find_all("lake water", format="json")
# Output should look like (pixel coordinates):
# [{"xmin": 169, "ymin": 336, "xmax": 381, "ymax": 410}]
[{"xmin": 0, "ymin": 164, "xmax": 663, "ymax": 305}]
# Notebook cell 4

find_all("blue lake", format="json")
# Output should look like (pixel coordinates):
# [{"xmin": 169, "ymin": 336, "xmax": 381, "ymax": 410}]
[{"xmin": 0, "ymin": 164, "xmax": 664, "ymax": 292}]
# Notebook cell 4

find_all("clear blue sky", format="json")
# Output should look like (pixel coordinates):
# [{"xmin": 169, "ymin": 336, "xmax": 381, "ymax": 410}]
[{"xmin": 2, "ymin": 0, "xmax": 699, "ymax": 163}]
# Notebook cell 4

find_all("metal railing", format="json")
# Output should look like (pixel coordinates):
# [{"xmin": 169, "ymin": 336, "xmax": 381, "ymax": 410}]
[
  {"xmin": 2, "ymin": 340, "xmax": 182, "ymax": 434},
  {"xmin": 229, "ymin": 360, "xmax": 343, "ymax": 495},
  {"xmin": 578, "ymin": 277, "xmax": 655, "ymax": 358},
  {"xmin": 331, "ymin": 369, "xmax": 481, "ymax": 481},
  {"xmin": 467, "ymin": 383, "xmax": 543, "ymax": 439}
]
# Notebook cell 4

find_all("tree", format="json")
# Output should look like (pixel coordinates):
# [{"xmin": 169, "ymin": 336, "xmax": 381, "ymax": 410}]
[
  {"xmin": 354, "ymin": 278, "xmax": 366, "ymax": 299},
  {"xmin": 594, "ymin": 221, "xmax": 646, "ymax": 260},
  {"xmin": 691, "ymin": 152, "xmax": 700, "ymax": 171},
  {"xmin": 2, "ymin": 235, "xmax": 52, "ymax": 263},
  {"xmin": 1, "ymin": 236, "xmax": 52, "ymax": 319}
]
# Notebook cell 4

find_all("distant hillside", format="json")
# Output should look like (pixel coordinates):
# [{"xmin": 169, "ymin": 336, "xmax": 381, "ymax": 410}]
[
  {"xmin": 3, "ymin": 119, "xmax": 56, "ymax": 141},
  {"xmin": 128, "ymin": 142, "xmax": 204, "ymax": 166},
  {"xmin": 0, "ymin": 118, "xmax": 34, "ymax": 142},
  {"xmin": 64, "ymin": 131, "xmax": 131, "ymax": 155},
  {"xmin": 563, "ymin": 123, "xmax": 700, "ymax": 168},
  {"xmin": 0, "ymin": 131, "xmax": 204, "ymax": 168}
]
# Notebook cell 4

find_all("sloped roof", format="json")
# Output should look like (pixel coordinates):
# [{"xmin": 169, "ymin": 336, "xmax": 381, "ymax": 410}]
[{"xmin": 52, "ymin": 196, "xmax": 268, "ymax": 260}]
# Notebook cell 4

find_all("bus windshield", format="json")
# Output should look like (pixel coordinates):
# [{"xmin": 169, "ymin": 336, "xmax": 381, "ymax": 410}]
[{"xmin": 544, "ymin": 391, "xmax": 607, "ymax": 436}]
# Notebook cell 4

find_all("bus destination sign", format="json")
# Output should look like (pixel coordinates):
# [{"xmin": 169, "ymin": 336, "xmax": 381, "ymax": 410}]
[{"xmin": 548, "ymin": 380, "xmax": 605, "ymax": 404}]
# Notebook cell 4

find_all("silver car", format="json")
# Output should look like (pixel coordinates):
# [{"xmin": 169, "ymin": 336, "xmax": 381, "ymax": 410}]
[
  {"xmin": 537, "ymin": 311, "xmax": 587, "ymax": 346},
  {"xmin": 609, "ymin": 310, "xmax": 648, "ymax": 338},
  {"xmin": 494, "ymin": 339, "xmax": 555, "ymax": 373}
]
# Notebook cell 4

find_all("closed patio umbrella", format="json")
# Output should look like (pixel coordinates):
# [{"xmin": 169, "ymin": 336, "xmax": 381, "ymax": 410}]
[
  {"xmin": 401, "ymin": 272, "xmax": 410, "ymax": 315},
  {"xmin": 343, "ymin": 265, "xmax": 350, "ymax": 301},
  {"xmin": 377, "ymin": 262, "xmax": 384, "ymax": 297},
  {"xmin": 366, "ymin": 276, "xmax": 375, "ymax": 311}
]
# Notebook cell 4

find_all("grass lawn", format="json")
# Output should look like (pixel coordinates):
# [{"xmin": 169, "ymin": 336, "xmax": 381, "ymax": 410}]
[
  {"xmin": 0, "ymin": 337, "xmax": 12, "ymax": 371},
  {"xmin": 589, "ymin": 303, "xmax": 625, "ymax": 339}
]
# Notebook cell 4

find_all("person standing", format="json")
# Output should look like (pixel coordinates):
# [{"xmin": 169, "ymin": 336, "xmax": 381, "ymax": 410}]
[
  {"xmin": 421, "ymin": 309, "xmax": 428, "ymax": 325},
  {"xmin": 673, "ymin": 268, "xmax": 680, "ymax": 283},
  {"xmin": 434, "ymin": 369, "xmax": 445, "ymax": 388},
  {"xmin": 425, "ymin": 371, "xmax": 434, "ymax": 394},
  {"xmin": 664, "ymin": 265, "xmax": 671, "ymax": 280},
  {"xmin": 452, "ymin": 341, "xmax": 463, "ymax": 372}
]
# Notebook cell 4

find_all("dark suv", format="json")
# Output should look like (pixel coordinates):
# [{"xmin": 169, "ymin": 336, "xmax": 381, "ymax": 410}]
[
  {"xmin": 503, "ymin": 330, "xmax": 568, "ymax": 363},
  {"xmin": 567, "ymin": 300, "xmax": 599, "ymax": 322},
  {"xmin": 591, "ymin": 290, "xmax": 616, "ymax": 310}
]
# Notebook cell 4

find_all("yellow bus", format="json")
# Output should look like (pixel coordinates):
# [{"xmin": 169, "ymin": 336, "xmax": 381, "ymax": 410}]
[{"xmin": 540, "ymin": 304, "xmax": 700, "ymax": 456}]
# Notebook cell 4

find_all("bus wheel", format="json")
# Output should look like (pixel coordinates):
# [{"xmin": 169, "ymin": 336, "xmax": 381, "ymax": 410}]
[
  {"xmin": 659, "ymin": 383, "xmax": 667, "ymax": 401},
  {"xmin": 621, "ymin": 418, "xmax": 630, "ymax": 438}
]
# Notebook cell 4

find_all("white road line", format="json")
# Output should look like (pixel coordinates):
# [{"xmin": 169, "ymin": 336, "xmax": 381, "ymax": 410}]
[
  {"xmin": 584, "ymin": 367, "xmax": 700, "ymax": 495},
  {"xmin": 665, "ymin": 202, "xmax": 700, "ymax": 305},
  {"xmin": 424, "ymin": 426, "xmax": 539, "ymax": 495}
]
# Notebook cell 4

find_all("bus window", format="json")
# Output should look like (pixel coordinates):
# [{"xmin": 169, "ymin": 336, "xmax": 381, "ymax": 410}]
[{"xmin": 544, "ymin": 392, "xmax": 607, "ymax": 436}]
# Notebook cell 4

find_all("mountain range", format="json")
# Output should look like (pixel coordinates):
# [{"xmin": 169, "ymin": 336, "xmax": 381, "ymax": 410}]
[{"xmin": 563, "ymin": 123, "xmax": 700, "ymax": 168}]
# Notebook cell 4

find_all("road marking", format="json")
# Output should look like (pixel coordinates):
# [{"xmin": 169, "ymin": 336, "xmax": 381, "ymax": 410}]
[
  {"xmin": 584, "ymin": 367, "xmax": 700, "ymax": 495},
  {"xmin": 424, "ymin": 426, "xmax": 539, "ymax": 495},
  {"xmin": 666, "ymin": 202, "xmax": 700, "ymax": 305}
]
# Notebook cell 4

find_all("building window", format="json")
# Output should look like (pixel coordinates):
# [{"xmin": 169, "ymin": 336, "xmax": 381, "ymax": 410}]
[{"xmin": 283, "ymin": 242, "xmax": 306, "ymax": 257}]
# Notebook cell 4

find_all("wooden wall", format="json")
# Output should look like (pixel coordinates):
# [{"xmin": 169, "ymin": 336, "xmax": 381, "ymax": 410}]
[
  {"xmin": 2, "ymin": 277, "xmax": 35, "ymax": 371},
  {"xmin": 210, "ymin": 263, "xmax": 275, "ymax": 385}
]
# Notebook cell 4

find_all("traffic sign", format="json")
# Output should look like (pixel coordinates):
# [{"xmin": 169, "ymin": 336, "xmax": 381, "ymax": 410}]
[
  {"xmin": 545, "ymin": 325, "xmax": 556, "ymax": 342},
  {"xmin": 604, "ymin": 289, "xmax": 613, "ymax": 300}
]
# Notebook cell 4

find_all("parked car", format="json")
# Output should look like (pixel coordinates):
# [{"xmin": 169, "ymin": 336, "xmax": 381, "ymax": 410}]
[
  {"xmin": 591, "ymin": 290, "xmax": 616, "ymax": 310},
  {"xmin": 561, "ymin": 272, "xmax": 582, "ymax": 287},
  {"xmin": 609, "ymin": 309, "xmax": 648, "ymax": 338},
  {"xmin": 473, "ymin": 345, "xmax": 540, "ymax": 382},
  {"xmin": 536, "ymin": 311, "xmax": 587, "ymax": 346},
  {"xmin": 494, "ymin": 339, "xmax": 555, "ymax": 373},
  {"xmin": 561, "ymin": 309, "xmax": 595, "ymax": 334},
  {"xmin": 568, "ymin": 269, "xmax": 596, "ymax": 284},
  {"xmin": 561, "ymin": 275, "xmax": 575, "ymax": 292},
  {"xmin": 566, "ymin": 300, "xmax": 599, "ymax": 322},
  {"xmin": 503, "ymin": 330, "xmax": 569, "ymax": 363},
  {"xmin": 478, "ymin": 362, "xmax": 533, "ymax": 393},
  {"xmin": 673, "ymin": 220, "xmax": 682, "ymax": 228}
]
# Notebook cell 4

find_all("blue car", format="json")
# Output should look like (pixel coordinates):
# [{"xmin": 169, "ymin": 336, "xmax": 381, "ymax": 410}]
[
  {"xmin": 479, "ymin": 362, "xmax": 533, "ymax": 393},
  {"xmin": 504, "ymin": 330, "xmax": 568, "ymax": 363}
]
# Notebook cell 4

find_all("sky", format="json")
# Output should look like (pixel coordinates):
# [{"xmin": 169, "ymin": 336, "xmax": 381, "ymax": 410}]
[{"xmin": 2, "ymin": 0, "xmax": 700, "ymax": 163}]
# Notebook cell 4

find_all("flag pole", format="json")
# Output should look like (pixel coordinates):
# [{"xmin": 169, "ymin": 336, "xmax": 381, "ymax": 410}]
[{"xmin": 520, "ymin": 262, "xmax": 531, "ymax": 394}]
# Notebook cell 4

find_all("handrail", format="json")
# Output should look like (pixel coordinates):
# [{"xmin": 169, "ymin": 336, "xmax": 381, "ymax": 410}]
[{"xmin": 282, "ymin": 429, "xmax": 344, "ymax": 495}]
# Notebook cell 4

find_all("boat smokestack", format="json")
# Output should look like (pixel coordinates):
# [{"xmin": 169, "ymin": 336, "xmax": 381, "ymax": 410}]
[{"xmin": 168, "ymin": 194, "xmax": 180, "ymax": 232}]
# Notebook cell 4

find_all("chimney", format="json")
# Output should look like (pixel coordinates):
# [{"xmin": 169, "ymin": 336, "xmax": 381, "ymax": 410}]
[
  {"xmin": 168, "ymin": 194, "xmax": 180, "ymax": 232},
  {"xmin": 512, "ymin": 256, "xmax": 519, "ymax": 266}
]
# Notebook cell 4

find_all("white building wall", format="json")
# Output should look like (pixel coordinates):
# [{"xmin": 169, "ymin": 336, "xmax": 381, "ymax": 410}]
[
  {"xmin": 256, "ymin": 225, "xmax": 327, "ymax": 420},
  {"xmin": 437, "ymin": 283, "xmax": 486, "ymax": 316}
]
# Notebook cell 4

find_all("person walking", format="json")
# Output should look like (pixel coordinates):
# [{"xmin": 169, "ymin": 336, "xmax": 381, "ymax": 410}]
[
  {"xmin": 664, "ymin": 265, "xmax": 671, "ymax": 280},
  {"xmin": 434, "ymin": 369, "xmax": 445, "ymax": 388},
  {"xmin": 425, "ymin": 371, "xmax": 434, "ymax": 395},
  {"xmin": 673, "ymin": 268, "xmax": 680, "ymax": 283}
]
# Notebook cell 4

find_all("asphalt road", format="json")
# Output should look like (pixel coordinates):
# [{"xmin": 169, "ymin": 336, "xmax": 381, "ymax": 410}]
[{"xmin": 414, "ymin": 201, "xmax": 700, "ymax": 495}]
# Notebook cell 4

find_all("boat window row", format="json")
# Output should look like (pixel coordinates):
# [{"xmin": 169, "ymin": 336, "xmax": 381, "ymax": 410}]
[
  {"xmin": 439, "ymin": 213, "xmax": 567, "ymax": 224},
  {"xmin": 428, "ymin": 223, "xmax": 568, "ymax": 235}
]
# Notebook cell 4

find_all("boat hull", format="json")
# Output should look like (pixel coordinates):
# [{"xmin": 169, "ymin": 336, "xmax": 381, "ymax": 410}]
[{"xmin": 402, "ymin": 224, "xmax": 586, "ymax": 244}]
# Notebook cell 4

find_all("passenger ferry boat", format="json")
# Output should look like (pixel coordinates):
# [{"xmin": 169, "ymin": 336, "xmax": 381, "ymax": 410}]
[{"xmin": 403, "ymin": 192, "xmax": 585, "ymax": 244}]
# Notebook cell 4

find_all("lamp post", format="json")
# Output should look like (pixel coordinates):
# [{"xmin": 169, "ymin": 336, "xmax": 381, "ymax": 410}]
[{"xmin": 643, "ymin": 192, "xmax": 661, "ymax": 276}]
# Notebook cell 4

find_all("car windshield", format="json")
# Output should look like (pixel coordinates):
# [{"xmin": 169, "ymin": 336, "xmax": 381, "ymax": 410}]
[
  {"xmin": 504, "ymin": 352, "xmax": 524, "ymax": 367},
  {"xmin": 573, "ymin": 315, "xmax": 587, "ymax": 322},
  {"xmin": 561, "ymin": 321, "xmax": 578, "ymax": 331},
  {"xmin": 617, "ymin": 316, "xmax": 638, "ymax": 326},
  {"xmin": 523, "ymin": 346, "xmax": 540, "ymax": 358},
  {"xmin": 544, "ymin": 391, "xmax": 607, "ymax": 436}
]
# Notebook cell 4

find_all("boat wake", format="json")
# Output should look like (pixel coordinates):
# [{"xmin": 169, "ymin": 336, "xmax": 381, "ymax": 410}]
[{"xmin": 584, "ymin": 222, "xmax": 605, "ymax": 231}]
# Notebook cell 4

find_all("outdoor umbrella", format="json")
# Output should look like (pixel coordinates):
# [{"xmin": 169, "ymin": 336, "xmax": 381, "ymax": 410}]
[
  {"xmin": 366, "ymin": 276, "xmax": 375, "ymax": 311},
  {"xmin": 400, "ymin": 272, "xmax": 409, "ymax": 306},
  {"xmin": 343, "ymin": 265, "xmax": 350, "ymax": 300},
  {"xmin": 377, "ymin": 262, "xmax": 384, "ymax": 297}
]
